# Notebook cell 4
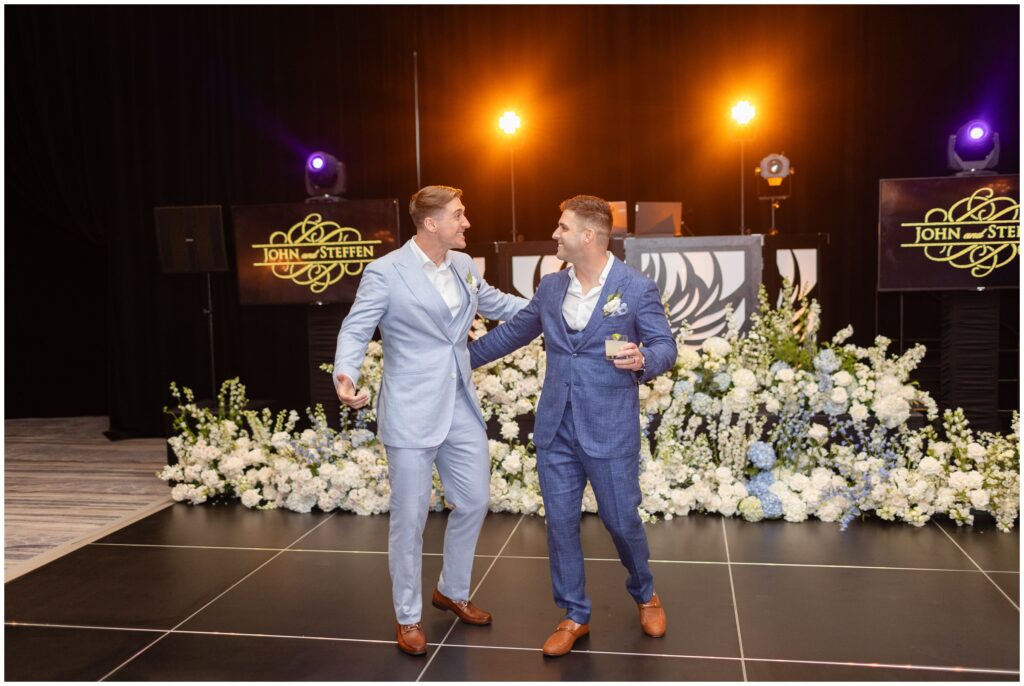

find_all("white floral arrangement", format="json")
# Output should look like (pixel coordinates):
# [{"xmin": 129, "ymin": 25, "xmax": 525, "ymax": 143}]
[{"xmin": 161, "ymin": 283, "xmax": 1019, "ymax": 533}]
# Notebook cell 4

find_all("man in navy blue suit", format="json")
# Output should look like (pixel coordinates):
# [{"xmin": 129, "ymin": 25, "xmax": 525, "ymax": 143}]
[{"xmin": 470, "ymin": 195, "xmax": 677, "ymax": 656}]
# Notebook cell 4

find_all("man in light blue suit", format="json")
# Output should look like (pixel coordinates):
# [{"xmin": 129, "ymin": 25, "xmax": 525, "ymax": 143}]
[
  {"xmin": 470, "ymin": 195, "xmax": 677, "ymax": 656},
  {"xmin": 333, "ymin": 185, "xmax": 527, "ymax": 655}
]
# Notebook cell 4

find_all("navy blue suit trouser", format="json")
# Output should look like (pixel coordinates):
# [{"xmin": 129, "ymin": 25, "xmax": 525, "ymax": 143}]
[{"xmin": 536, "ymin": 400, "xmax": 655, "ymax": 624}]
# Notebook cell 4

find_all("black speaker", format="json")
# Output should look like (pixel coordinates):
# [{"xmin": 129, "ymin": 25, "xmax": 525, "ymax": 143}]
[{"xmin": 155, "ymin": 205, "xmax": 228, "ymax": 273}]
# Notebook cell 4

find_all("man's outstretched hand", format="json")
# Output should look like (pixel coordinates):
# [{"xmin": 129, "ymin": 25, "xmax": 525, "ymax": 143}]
[{"xmin": 336, "ymin": 373, "xmax": 370, "ymax": 409}]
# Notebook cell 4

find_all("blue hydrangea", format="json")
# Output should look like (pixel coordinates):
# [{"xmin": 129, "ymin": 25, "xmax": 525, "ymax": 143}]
[
  {"xmin": 769, "ymin": 361, "xmax": 792, "ymax": 374},
  {"xmin": 747, "ymin": 441, "xmax": 777, "ymax": 470},
  {"xmin": 816, "ymin": 372, "xmax": 833, "ymax": 392},
  {"xmin": 759, "ymin": 492, "xmax": 784, "ymax": 519},
  {"xmin": 350, "ymin": 428, "xmax": 374, "ymax": 447},
  {"xmin": 813, "ymin": 348, "xmax": 841, "ymax": 373},
  {"xmin": 746, "ymin": 470, "xmax": 775, "ymax": 497},
  {"xmin": 823, "ymin": 399, "xmax": 846, "ymax": 416},
  {"xmin": 714, "ymin": 372, "xmax": 731, "ymax": 391},
  {"xmin": 673, "ymin": 380, "xmax": 694, "ymax": 398}
]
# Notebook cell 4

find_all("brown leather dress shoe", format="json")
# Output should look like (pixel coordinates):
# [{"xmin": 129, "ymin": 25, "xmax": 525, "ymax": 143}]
[
  {"xmin": 638, "ymin": 592, "xmax": 667, "ymax": 637},
  {"xmin": 395, "ymin": 622, "xmax": 427, "ymax": 655},
  {"xmin": 542, "ymin": 619, "xmax": 590, "ymax": 656},
  {"xmin": 431, "ymin": 588, "xmax": 492, "ymax": 625}
]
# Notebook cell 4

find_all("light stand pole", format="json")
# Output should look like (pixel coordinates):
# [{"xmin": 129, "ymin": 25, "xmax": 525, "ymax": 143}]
[
  {"xmin": 499, "ymin": 110, "xmax": 522, "ymax": 242},
  {"xmin": 731, "ymin": 100, "xmax": 756, "ymax": 235},
  {"xmin": 509, "ymin": 143, "xmax": 517, "ymax": 242},
  {"xmin": 739, "ymin": 140, "xmax": 746, "ymax": 234}
]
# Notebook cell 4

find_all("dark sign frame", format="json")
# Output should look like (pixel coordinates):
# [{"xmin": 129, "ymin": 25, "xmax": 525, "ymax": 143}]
[
  {"xmin": 878, "ymin": 175, "xmax": 1020, "ymax": 292},
  {"xmin": 232, "ymin": 199, "xmax": 401, "ymax": 305}
]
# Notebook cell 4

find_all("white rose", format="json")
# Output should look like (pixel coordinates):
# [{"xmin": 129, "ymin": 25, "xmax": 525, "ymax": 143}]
[
  {"xmin": 714, "ymin": 466, "xmax": 734, "ymax": 483},
  {"xmin": 701, "ymin": 336, "xmax": 732, "ymax": 357},
  {"xmin": 968, "ymin": 489, "xmax": 990, "ymax": 509},
  {"xmin": 726, "ymin": 388, "xmax": 750, "ymax": 409},
  {"xmin": 500, "ymin": 421, "xmax": 519, "ymax": 441},
  {"xmin": 931, "ymin": 441, "xmax": 951, "ymax": 459},
  {"xmin": 677, "ymin": 348, "xmax": 701, "ymax": 370},
  {"xmin": 804, "ymin": 382, "xmax": 818, "ymax": 398},
  {"xmin": 810, "ymin": 468, "xmax": 832, "ymax": 490},
  {"xmin": 872, "ymin": 395, "xmax": 910, "ymax": 429},
  {"xmin": 776, "ymin": 368, "xmax": 795, "ymax": 383},
  {"xmin": 765, "ymin": 397, "xmax": 781, "ymax": 413},
  {"xmin": 966, "ymin": 443, "xmax": 986, "ymax": 461},
  {"xmin": 829, "ymin": 387, "xmax": 848, "ymax": 405},
  {"xmin": 948, "ymin": 471, "xmax": 970, "ymax": 491},
  {"xmin": 731, "ymin": 368, "xmax": 757, "ymax": 390},
  {"xmin": 877, "ymin": 375, "xmax": 901, "ymax": 397},
  {"xmin": 241, "ymin": 489, "xmax": 262, "ymax": 508},
  {"xmin": 849, "ymin": 403, "xmax": 869, "ymax": 423},
  {"xmin": 966, "ymin": 472, "xmax": 984, "ymax": 490},
  {"xmin": 832, "ymin": 371, "xmax": 853, "ymax": 387},
  {"xmin": 788, "ymin": 473, "xmax": 810, "ymax": 492},
  {"xmin": 934, "ymin": 487, "xmax": 955, "ymax": 509},
  {"xmin": 201, "ymin": 469, "xmax": 221, "ymax": 488},
  {"xmin": 654, "ymin": 375, "xmax": 674, "ymax": 394},
  {"xmin": 917, "ymin": 456, "xmax": 943, "ymax": 478},
  {"xmin": 807, "ymin": 423, "xmax": 829, "ymax": 443},
  {"xmin": 221, "ymin": 456, "xmax": 245, "ymax": 478}
]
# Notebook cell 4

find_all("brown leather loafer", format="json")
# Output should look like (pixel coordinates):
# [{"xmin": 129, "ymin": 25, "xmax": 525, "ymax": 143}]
[
  {"xmin": 395, "ymin": 622, "xmax": 427, "ymax": 655},
  {"xmin": 638, "ymin": 592, "xmax": 667, "ymax": 637},
  {"xmin": 431, "ymin": 588, "xmax": 492, "ymax": 625},
  {"xmin": 542, "ymin": 619, "xmax": 590, "ymax": 656}
]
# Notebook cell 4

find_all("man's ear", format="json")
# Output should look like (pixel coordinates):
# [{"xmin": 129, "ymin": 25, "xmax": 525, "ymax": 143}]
[{"xmin": 423, "ymin": 216, "xmax": 436, "ymax": 233}]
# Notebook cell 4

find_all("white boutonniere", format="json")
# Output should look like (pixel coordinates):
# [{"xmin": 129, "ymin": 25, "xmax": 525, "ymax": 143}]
[
  {"xmin": 465, "ymin": 271, "xmax": 480, "ymax": 294},
  {"xmin": 602, "ymin": 289, "xmax": 627, "ymax": 317}
]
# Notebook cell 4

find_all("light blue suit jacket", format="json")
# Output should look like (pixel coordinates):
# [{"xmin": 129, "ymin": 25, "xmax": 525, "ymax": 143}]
[
  {"xmin": 469, "ymin": 257, "xmax": 677, "ymax": 458},
  {"xmin": 334, "ymin": 239, "xmax": 527, "ymax": 448}
]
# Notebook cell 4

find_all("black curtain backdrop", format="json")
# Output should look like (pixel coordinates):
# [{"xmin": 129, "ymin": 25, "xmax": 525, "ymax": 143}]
[{"xmin": 5, "ymin": 5, "xmax": 1019, "ymax": 437}]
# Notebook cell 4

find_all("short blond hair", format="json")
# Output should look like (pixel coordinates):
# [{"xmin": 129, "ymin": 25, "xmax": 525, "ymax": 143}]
[
  {"xmin": 409, "ymin": 185, "xmax": 462, "ymax": 229},
  {"xmin": 559, "ymin": 195, "xmax": 612, "ymax": 240}
]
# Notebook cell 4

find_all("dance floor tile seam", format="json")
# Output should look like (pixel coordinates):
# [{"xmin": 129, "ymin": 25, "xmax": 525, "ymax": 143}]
[
  {"xmin": 414, "ymin": 515, "xmax": 528, "ymax": 680},
  {"xmin": 719, "ymin": 517, "xmax": 749, "ymax": 680},
  {"xmin": 932, "ymin": 520, "xmax": 1021, "ymax": 610},
  {"xmin": 94, "ymin": 512, "xmax": 344, "ymax": 680},
  {"xmin": 6, "ymin": 622, "xmax": 1019, "ymax": 678},
  {"xmin": 84, "ymin": 542, "xmax": 1019, "ymax": 574}
]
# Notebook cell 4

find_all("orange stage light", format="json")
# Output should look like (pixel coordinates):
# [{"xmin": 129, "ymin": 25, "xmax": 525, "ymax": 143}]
[{"xmin": 499, "ymin": 111, "xmax": 521, "ymax": 135}]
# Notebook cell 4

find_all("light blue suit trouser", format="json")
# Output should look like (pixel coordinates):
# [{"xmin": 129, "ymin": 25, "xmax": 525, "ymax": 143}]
[{"xmin": 384, "ymin": 383, "xmax": 490, "ymax": 624}]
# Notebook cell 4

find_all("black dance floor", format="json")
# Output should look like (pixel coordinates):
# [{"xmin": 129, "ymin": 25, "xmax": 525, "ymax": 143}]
[{"xmin": 4, "ymin": 504, "xmax": 1020, "ymax": 681}]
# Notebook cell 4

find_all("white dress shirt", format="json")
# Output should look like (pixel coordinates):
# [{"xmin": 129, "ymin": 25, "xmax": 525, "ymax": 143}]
[
  {"xmin": 562, "ymin": 252, "xmax": 615, "ymax": 331},
  {"xmin": 410, "ymin": 237, "xmax": 462, "ymax": 319}
]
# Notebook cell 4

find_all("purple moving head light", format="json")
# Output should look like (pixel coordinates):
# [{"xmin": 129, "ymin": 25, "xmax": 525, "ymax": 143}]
[
  {"xmin": 948, "ymin": 119, "xmax": 999, "ymax": 173},
  {"xmin": 304, "ymin": 151, "xmax": 346, "ymax": 198},
  {"xmin": 308, "ymin": 153, "xmax": 326, "ymax": 172}
]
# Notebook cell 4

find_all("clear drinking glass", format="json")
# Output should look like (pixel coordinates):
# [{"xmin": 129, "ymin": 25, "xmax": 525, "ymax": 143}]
[{"xmin": 605, "ymin": 334, "xmax": 629, "ymax": 361}]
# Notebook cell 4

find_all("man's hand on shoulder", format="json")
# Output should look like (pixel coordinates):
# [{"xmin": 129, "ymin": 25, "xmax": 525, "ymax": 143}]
[{"xmin": 336, "ymin": 373, "xmax": 370, "ymax": 409}]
